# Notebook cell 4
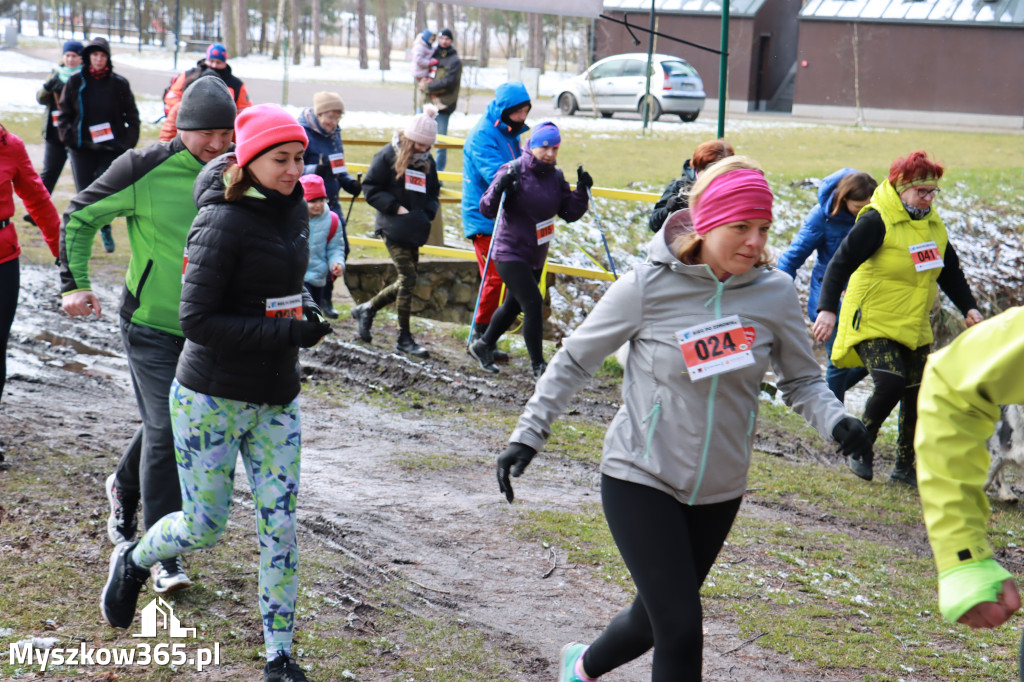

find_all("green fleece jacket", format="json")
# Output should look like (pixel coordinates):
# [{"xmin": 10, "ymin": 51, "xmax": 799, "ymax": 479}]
[
  {"xmin": 59, "ymin": 137, "xmax": 207, "ymax": 336},
  {"xmin": 917, "ymin": 306, "xmax": 1024, "ymax": 621}
]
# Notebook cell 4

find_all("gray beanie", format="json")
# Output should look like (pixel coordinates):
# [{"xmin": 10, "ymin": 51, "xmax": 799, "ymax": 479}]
[{"xmin": 176, "ymin": 75, "xmax": 237, "ymax": 131}]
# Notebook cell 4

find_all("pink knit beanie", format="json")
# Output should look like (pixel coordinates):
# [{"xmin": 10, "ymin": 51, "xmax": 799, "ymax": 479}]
[
  {"xmin": 692, "ymin": 168, "xmax": 773, "ymax": 236},
  {"xmin": 300, "ymin": 174, "xmax": 327, "ymax": 201},
  {"xmin": 405, "ymin": 104, "xmax": 439, "ymax": 146},
  {"xmin": 235, "ymin": 104, "xmax": 308, "ymax": 167}
]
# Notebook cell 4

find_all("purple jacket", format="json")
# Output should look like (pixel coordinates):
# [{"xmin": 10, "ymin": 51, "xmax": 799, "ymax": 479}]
[{"xmin": 479, "ymin": 149, "xmax": 589, "ymax": 269}]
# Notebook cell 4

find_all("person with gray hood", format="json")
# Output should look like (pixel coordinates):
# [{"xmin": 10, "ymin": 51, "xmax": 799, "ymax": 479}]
[
  {"xmin": 61, "ymin": 75, "xmax": 237, "ymax": 597},
  {"xmin": 494, "ymin": 156, "xmax": 873, "ymax": 682}
]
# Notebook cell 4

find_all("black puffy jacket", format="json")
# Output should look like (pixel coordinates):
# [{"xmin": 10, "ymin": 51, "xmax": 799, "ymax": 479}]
[
  {"xmin": 363, "ymin": 141, "xmax": 440, "ymax": 247},
  {"xmin": 175, "ymin": 153, "xmax": 315, "ymax": 405}
]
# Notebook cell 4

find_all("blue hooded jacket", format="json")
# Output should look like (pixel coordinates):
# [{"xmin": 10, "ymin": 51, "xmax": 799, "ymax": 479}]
[
  {"xmin": 777, "ymin": 168, "xmax": 862, "ymax": 321},
  {"xmin": 461, "ymin": 81, "xmax": 531, "ymax": 238}
]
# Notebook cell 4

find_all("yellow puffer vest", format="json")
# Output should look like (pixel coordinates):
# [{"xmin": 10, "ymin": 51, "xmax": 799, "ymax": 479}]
[{"xmin": 831, "ymin": 180, "xmax": 948, "ymax": 368}]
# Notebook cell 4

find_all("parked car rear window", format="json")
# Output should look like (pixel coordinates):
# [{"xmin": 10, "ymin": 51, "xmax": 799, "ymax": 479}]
[{"xmin": 661, "ymin": 60, "xmax": 697, "ymax": 78}]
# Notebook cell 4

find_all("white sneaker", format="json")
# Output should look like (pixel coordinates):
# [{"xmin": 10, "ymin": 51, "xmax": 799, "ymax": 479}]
[
  {"xmin": 105, "ymin": 473, "xmax": 139, "ymax": 545},
  {"xmin": 151, "ymin": 558, "xmax": 192, "ymax": 594}
]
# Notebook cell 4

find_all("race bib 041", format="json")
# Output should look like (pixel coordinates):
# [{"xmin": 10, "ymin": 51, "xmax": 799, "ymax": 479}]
[{"xmin": 909, "ymin": 241, "xmax": 943, "ymax": 272}]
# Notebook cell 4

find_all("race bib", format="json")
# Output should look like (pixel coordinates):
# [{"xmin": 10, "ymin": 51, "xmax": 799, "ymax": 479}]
[
  {"xmin": 181, "ymin": 247, "xmax": 188, "ymax": 284},
  {"xmin": 266, "ymin": 293, "xmax": 302, "ymax": 319},
  {"xmin": 405, "ymin": 169, "xmax": 427, "ymax": 193},
  {"xmin": 909, "ymin": 241, "xmax": 942, "ymax": 272},
  {"xmin": 674, "ymin": 315, "xmax": 756, "ymax": 381},
  {"xmin": 536, "ymin": 218, "xmax": 555, "ymax": 245},
  {"xmin": 50, "ymin": 111, "xmax": 60, "ymax": 127},
  {"xmin": 89, "ymin": 122, "xmax": 114, "ymax": 143},
  {"xmin": 328, "ymin": 153, "xmax": 347, "ymax": 174}
]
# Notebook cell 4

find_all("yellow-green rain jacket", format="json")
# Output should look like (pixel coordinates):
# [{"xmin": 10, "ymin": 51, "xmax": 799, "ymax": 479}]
[{"xmin": 917, "ymin": 307, "xmax": 1024, "ymax": 622}]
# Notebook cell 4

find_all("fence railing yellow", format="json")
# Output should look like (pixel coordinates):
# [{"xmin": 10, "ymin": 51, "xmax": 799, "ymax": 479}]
[{"xmin": 342, "ymin": 135, "xmax": 661, "ymax": 282}]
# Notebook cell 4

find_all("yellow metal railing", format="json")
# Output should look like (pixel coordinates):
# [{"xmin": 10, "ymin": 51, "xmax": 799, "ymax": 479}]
[{"xmin": 341, "ymin": 134, "xmax": 659, "ymax": 282}]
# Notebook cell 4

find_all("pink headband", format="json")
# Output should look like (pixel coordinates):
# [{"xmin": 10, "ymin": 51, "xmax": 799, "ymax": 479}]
[{"xmin": 692, "ymin": 168, "xmax": 774, "ymax": 235}]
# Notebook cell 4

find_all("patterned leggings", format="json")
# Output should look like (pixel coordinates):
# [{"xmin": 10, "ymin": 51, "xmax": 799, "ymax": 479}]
[
  {"xmin": 132, "ymin": 380, "xmax": 302, "ymax": 658},
  {"xmin": 368, "ymin": 240, "xmax": 419, "ymax": 333},
  {"xmin": 855, "ymin": 337, "xmax": 930, "ymax": 467}
]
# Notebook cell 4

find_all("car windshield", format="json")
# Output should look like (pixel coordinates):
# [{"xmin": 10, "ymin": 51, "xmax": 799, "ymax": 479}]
[{"xmin": 661, "ymin": 60, "xmax": 697, "ymax": 78}]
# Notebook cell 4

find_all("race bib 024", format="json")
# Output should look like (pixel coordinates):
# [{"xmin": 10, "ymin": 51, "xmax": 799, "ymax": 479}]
[{"xmin": 674, "ymin": 315, "xmax": 756, "ymax": 381}]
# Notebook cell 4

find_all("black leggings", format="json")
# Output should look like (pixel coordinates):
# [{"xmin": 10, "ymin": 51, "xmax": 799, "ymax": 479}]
[
  {"xmin": 855, "ymin": 337, "xmax": 929, "ymax": 466},
  {"xmin": 481, "ymin": 260, "xmax": 544, "ymax": 365},
  {"xmin": 0, "ymin": 257, "xmax": 19, "ymax": 402},
  {"xmin": 582, "ymin": 475, "xmax": 742, "ymax": 681}
]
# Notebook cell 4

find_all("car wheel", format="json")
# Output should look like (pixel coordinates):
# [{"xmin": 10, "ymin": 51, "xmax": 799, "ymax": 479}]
[
  {"xmin": 558, "ymin": 93, "xmax": 578, "ymax": 116},
  {"xmin": 600, "ymin": 111, "xmax": 613, "ymax": 118},
  {"xmin": 679, "ymin": 111, "xmax": 699, "ymax": 122},
  {"xmin": 639, "ymin": 96, "xmax": 662, "ymax": 121}
]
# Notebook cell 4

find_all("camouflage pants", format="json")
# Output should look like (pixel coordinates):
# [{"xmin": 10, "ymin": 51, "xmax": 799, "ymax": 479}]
[
  {"xmin": 132, "ymin": 380, "xmax": 302, "ymax": 658},
  {"xmin": 368, "ymin": 240, "xmax": 419, "ymax": 333},
  {"xmin": 855, "ymin": 337, "xmax": 929, "ymax": 467}
]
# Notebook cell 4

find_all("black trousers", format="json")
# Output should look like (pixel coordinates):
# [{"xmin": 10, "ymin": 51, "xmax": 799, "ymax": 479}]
[
  {"xmin": 39, "ymin": 139, "xmax": 69, "ymax": 195},
  {"xmin": 583, "ymin": 475, "xmax": 742, "ymax": 681},
  {"xmin": 0, "ymin": 257, "xmax": 19, "ymax": 402},
  {"xmin": 481, "ymin": 259, "xmax": 544, "ymax": 366}
]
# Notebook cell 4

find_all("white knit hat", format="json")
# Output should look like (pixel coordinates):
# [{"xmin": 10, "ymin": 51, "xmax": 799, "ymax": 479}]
[{"xmin": 404, "ymin": 104, "xmax": 439, "ymax": 146}]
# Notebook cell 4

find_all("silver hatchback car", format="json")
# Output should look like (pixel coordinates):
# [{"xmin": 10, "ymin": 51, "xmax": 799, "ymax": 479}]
[{"xmin": 555, "ymin": 53, "xmax": 706, "ymax": 122}]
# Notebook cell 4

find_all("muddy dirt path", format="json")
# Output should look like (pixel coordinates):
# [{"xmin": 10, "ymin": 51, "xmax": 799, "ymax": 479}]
[{"xmin": 3, "ymin": 263, "xmax": 872, "ymax": 681}]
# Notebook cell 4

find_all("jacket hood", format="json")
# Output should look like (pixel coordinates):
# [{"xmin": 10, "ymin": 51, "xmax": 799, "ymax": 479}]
[
  {"xmin": 647, "ymin": 216, "xmax": 765, "ymax": 286},
  {"xmin": 486, "ymin": 82, "xmax": 532, "ymax": 126},
  {"xmin": 816, "ymin": 167, "xmax": 854, "ymax": 215},
  {"xmin": 194, "ymin": 153, "xmax": 233, "ymax": 209}
]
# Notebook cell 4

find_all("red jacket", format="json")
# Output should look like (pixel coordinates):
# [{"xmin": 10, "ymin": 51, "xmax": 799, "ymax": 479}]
[{"xmin": 0, "ymin": 129, "xmax": 60, "ymax": 265}]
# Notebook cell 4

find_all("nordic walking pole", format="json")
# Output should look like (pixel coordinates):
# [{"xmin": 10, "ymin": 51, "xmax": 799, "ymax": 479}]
[
  {"xmin": 467, "ymin": 188, "xmax": 508, "ymax": 348},
  {"xmin": 586, "ymin": 186, "xmax": 618, "ymax": 280},
  {"xmin": 344, "ymin": 172, "xmax": 363, "ymax": 226}
]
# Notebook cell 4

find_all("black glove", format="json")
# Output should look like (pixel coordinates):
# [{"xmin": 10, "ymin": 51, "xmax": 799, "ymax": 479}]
[
  {"xmin": 315, "ymin": 155, "xmax": 332, "ymax": 178},
  {"xmin": 495, "ymin": 169, "xmax": 517, "ymax": 197},
  {"xmin": 665, "ymin": 192, "xmax": 686, "ymax": 213},
  {"xmin": 576, "ymin": 166, "xmax": 594, "ymax": 191},
  {"xmin": 290, "ymin": 317, "xmax": 333, "ymax": 348},
  {"xmin": 832, "ymin": 416, "xmax": 873, "ymax": 463},
  {"xmin": 350, "ymin": 180, "xmax": 362, "ymax": 197},
  {"xmin": 496, "ymin": 442, "xmax": 537, "ymax": 503}
]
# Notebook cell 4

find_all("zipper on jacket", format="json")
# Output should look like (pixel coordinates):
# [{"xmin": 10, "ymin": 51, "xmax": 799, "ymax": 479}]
[
  {"xmin": 641, "ymin": 402, "xmax": 661, "ymax": 460},
  {"xmin": 690, "ymin": 272, "xmax": 727, "ymax": 504}
]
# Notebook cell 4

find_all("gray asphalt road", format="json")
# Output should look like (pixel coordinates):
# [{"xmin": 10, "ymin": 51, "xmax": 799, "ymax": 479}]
[{"xmin": 11, "ymin": 44, "xmax": 495, "ymax": 115}]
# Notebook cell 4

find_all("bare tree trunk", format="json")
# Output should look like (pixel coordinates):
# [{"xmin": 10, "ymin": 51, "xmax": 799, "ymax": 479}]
[
  {"xmin": 290, "ymin": 0, "xmax": 300, "ymax": 64},
  {"xmin": 356, "ymin": 0, "xmax": 368, "ymax": 68},
  {"xmin": 221, "ymin": 0, "xmax": 236, "ymax": 54},
  {"xmin": 479, "ymin": 10, "xmax": 489, "ymax": 67},
  {"xmin": 525, "ymin": 13, "xmax": 538, "ymax": 67},
  {"xmin": 444, "ymin": 4, "xmax": 455, "ymax": 32},
  {"xmin": 272, "ymin": 0, "xmax": 285, "ymax": 60},
  {"xmin": 312, "ymin": 0, "xmax": 321, "ymax": 65},
  {"xmin": 414, "ymin": 0, "xmax": 425, "ymax": 35},
  {"xmin": 236, "ymin": 0, "xmax": 249, "ymax": 56},
  {"xmin": 433, "ymin": 2, "xmax": 442, "ymax": 32},
  {"xmin": 377, "ymin": 0, "xmax": 390, "ymax": 70},
  {"xmin": 535, "ymin": 14, "xmax": 545, "ymax": 73}
]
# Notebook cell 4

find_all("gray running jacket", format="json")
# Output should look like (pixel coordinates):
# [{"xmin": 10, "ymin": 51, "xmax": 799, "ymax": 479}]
[{"xmin": 510, "ymin": 222, "xmax": 852, "ymax": 506}]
